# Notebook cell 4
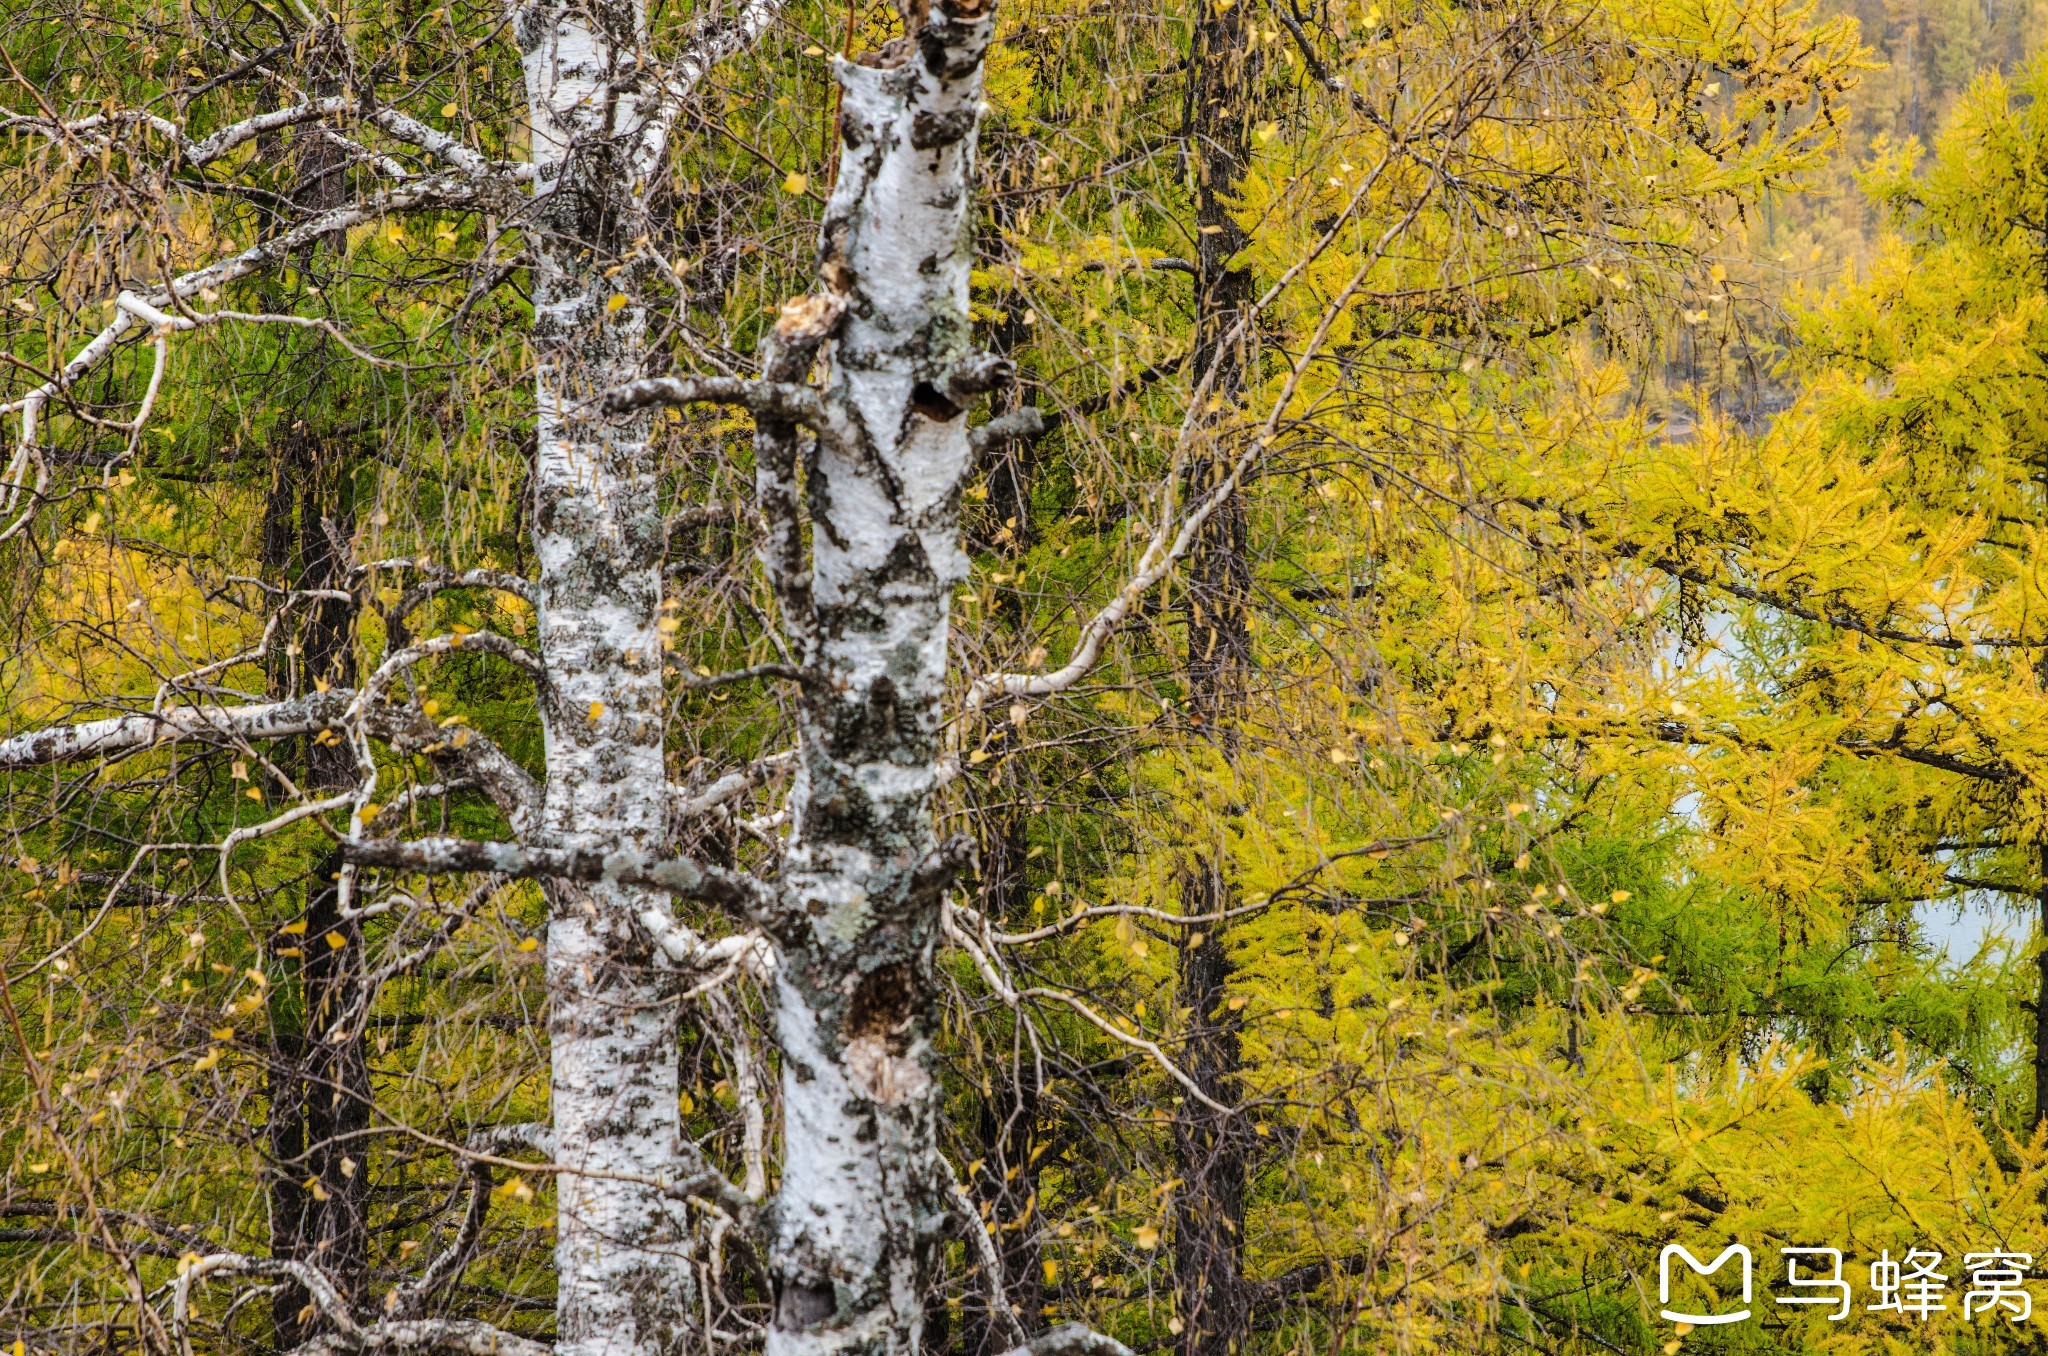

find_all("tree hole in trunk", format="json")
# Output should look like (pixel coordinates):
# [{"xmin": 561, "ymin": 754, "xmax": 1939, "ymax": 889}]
[
  {"xmin": 779, "ymin": 1281, "xmax": 838, "ymax": 1330},
  {"xmin": 910, "ymin": 381, "xmax": 963, "ymax": 422},
  {"xmin": 846, "ymin": 961, "xmax": 917, "ymax": 1050}
]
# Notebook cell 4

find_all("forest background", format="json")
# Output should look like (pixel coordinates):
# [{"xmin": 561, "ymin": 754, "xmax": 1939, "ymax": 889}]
[{"xmin": 4, "ymin": 0, "xmax": 2048, "ymax": 1353}]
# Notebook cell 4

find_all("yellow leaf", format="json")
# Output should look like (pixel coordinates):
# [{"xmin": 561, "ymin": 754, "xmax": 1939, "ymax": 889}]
[
  {"xmin": 192, "ymin": 1048, "xmax": 222, "ymax": 1072},
  {"xmin": 517, "ymin": 936, "xmax": 540, "ymax": 952},
  {"xmin": 969, "ymin": 749, "xmax": 991, "ymax": 765},
  {"xmin": 1134, "ymin": 1225, "xmax": 1160, "ymax": 1250},
  {"xmin": 1225, "ymin": 995, "xmax": 1247, "ymax": 1011},
  {"xmin": 441, "ymin": 102, "xmax": 459, "ymax": 118},
  {"xmin": 588, "ymin": 701, "xmax": 605, "ymax": 720},
  {"xmin": 607, "ymin": 293, "xmax": 629, "ymax": 312},
  {"xmin": 1610, "ymin": 889, "xmax": 1631, "ymax": 903},
  {"xmin": 1043, "ymin": 1259, "xmax": 1059, "ymax": 1284},
  {"xmin": 783, "ymin": 171, "xmax": 809, "ymax": 195},
  {"xmin": 210, "ymin": 1026, "xmax": 234, "ymax": 1041},
  {"xmin": 325, "ymin": 931, "xmax": 347, "ymax": 950},
  {"xmin": 245, "ymin": 786, "xmax": 264, "ymax": 801},
  {"xmin": 281, "ymin": 920, "xmax": 308, "ymax": 935}
]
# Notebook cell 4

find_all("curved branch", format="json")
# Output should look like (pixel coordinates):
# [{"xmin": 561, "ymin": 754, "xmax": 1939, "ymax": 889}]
[{"xmin": 0, "ymin": 691, "xmax": 543, "ymax": 834}]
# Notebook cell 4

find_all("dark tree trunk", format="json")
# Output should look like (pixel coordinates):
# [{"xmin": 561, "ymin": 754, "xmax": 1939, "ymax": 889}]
[
  {"xmin": 1172, "ymin": 5, "xmax": 1259, "ymax": 1353},
  {"xmin": 262, "ymin": 431, "xmax": 370, "ymax": 1338},
  {"xmin": 301, "ymin": 846, "xmax": 372, "ymax": 1303},
  {"xmin": 267, "ymin": 1024, "xmax": 311, "ymax": 1348},
  {"xmin": 1172, "ymin": 862, "xmax": 1249, "ymax": 1356}
]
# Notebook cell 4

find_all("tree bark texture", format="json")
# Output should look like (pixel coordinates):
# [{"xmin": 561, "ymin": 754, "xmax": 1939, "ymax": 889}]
[
  {"xmin": 1173, "ymin": 7, "xmax": 1259, "ymax": 1354},
  {"xmin": 519, "ymin": 4, "xmax": 693, "ymax": 1352},
  {"xmin": 763, "ymin": 10, "xmax": 994, "ymax": 1356},
  {"xmin": 262, "ymin": 422, "xmax": 373, "ymax": 1337}
]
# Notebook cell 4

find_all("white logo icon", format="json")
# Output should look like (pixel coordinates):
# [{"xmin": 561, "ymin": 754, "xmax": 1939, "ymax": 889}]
[{"xmin": 1661, "ymin": 1244, "xmax": 1753, "ymax": 1325}]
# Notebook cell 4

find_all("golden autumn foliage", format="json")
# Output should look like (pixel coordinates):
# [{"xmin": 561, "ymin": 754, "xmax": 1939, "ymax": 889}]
[{"xmin": 13, "ymin": 0, "xmax": 2048, "ymax": 1353}]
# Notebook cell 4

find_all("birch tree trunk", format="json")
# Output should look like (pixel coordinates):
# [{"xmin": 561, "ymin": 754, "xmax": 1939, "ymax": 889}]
[
  {"xmin": 764, "ymin": 8, "xmax": 995, "ymax": 1356},
  {"xmin": 520, "ymin": 5, "xmax": 692, "ymax": 1352}
]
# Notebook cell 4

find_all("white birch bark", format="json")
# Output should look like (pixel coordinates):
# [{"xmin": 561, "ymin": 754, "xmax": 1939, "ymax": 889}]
[
  {"xmin": 762, "ymin": 9, "xmax": 996, "ymax": 1356},
  {"xmin": 517, "ymin": 3, "xmax": 690, "ymax": 1351}
]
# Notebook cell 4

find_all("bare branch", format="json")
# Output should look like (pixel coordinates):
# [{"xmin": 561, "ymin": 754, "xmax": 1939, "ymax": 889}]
[
  {"xmin": 969, "ymin": 408, "xmax": 1045, "ymax": 455},
  {"xmin": 1, "ymin": 167, "xmax": 508, "ymax": 540},
  {"xmin": 671, "ymin": 749, "xmax": 795, "ymax": 822},
  {"xmin": 340, "ymin": 836, "xmax": 768, "ymax": 914},
  {"xmin": 0, "ymin": 691, "xmax": 543, "ymax": 834},
  {"xmin": 291, "ymin": 1319, "xmax": 553, "ymax": 1356},
  {"xmin": 938, "ymin": 1152, "xmax": 1029, "ymax": 1349},
  {"xmin": 0, "ymin": 691, "xmax": 358, "ymax": 769},
  {"xmin": 1000, "ymin": 1326, "xmax": 1139, "ymax": 1356},
  {"xmin": 466, "ymin": 1123, "xmax": 555, "ymax": 1159},
  {"xmin": 600, "ymin": 374, "xmax": 831, "ymax": 430}
]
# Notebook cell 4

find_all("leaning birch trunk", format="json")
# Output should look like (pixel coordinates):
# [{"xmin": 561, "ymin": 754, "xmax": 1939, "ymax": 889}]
[
  {"xmin": 766, "ymin": 7, "xmax": 995, "ymax": 1355},
  {"xmin": 521, "ymin": 5, "xmax": 692, "ymax": 1353}
]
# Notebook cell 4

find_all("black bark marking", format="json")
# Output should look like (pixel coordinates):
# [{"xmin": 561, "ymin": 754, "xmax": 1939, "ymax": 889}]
[{"xmin": 911, "ymin": 108, "xmax": 977, "ymax": 148}]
